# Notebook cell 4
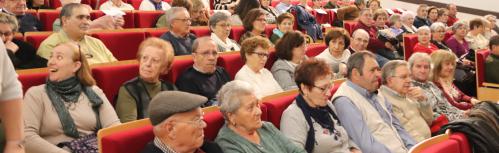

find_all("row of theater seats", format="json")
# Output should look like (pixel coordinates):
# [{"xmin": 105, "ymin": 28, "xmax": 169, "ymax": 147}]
[
  {"xmin": 16, "ymin": 43, "xmax": 328, "ymax": 104},
  {"xmin": 409, "ymin": 129, "xmax": 471, "ymax": 153},
  {"xmin": 42, "ymin": 0, "xmax": 173, "ymax": 10}
]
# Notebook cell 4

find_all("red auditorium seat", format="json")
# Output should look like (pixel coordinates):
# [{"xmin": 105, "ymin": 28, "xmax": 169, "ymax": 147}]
[
  {"xmin": 217, "ymin": 53, "xmax": 244, "ymax": 79},
  {"xmin": 18, "ymin": 72, "xmax": 48, "ymax": 94},
  {"xmin": 190, "ymin": 26, "xmax": 211, "ymax": 37},
  {"xmin": 343, "ymin": 20, "xmax": 357, "ymax": 35},
  {"xmin": 101, "ymin": 125, "xmax": 154, "ymax": 153},
  {"xmin": 450, "ymin": 132, "xmax": 471, "ymax": 153},
  {"xmin": 264, "ymin": 24, "xmax": 277, "ymax": 38},
  {"xmin": 134, "ymin": 11, "xmax": 164, "ymax": 28},
  {"xmin": 313, "ymin": 9, "xmax": 333, "ymax": 24},
  {"xmin": 476, "ymin": 50, "xmax": 490, "ymax": 88},
  {"xmin": 444, "ymin": 31, "xmax": 454, "ymax": 42},
  {"xmin": 144, "ymin": 28, "xmax": 168, "ymax": 37},
  {"xmin": 203, "ymin": 111, "xmax": 224, "ymax": 141},
  {"xmin": 25, "ymin": 9, "xmax": 37, "ymax": 18},
  {"xmin": 90, "ymin": 10, "xmax": 105, "ymax": 19},
  {"xmin": 262, "ymin": 92, "xmax": 298, "ymax": 129},
  {"xmin": 38, "ymin": 10, "xmax": 60, "ymax": 31},
  {"xmin": 91, "ymin": 30, "xmax": 146, "ymax": 60},
  {"xmin": 129, "ymin": 0, "xmax": 142, "ymax": 10},
  {"xmin": 306, "ymin": 43, "xmax": 327, "ymax": 57},
  {"xmin": 420, "ymin": 139, "xmax": 461, "ymax": 153},
  {"xmin": 91, "ymin": 62, "xmax": 139, "ymax": 105},
  {"xmin": 403, "ymin": 34, "xmax": 418, "ymax": 60},
  {"xmin": 265, "ymin": 50, "xmax": 277, "ymax": 70},
  {"xmin": 164, "ymin": 56, "xmax": 194, "ymax": 83},
  {"xmin": 49, "ymin": 0, "xmax": 92, "ymax": 9},
  {"xmin": 230, "ymin": 26, "xmax": 245, "ymax": 43},
  {"xmin": 24, "ymin": 32, "xmax": 52, "ymax": 49}
]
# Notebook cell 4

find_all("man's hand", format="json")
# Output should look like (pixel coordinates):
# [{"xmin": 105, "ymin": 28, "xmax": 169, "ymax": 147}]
[
  {"xmin": 5, "ymin": 41, "xmax": 19, "ymax": 53},
  {"xmin": 407, "ymin": 87, "xmax": 427, "ymax": 101},
  {"xmin": 4, "ymin": 141, "xmax": 24, "ymax": 153}
]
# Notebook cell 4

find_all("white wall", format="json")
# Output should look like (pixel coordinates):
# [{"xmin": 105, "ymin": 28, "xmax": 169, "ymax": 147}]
[{"xmin": 426, "ymin": 0, "xmax": 499, "ymax": 13}]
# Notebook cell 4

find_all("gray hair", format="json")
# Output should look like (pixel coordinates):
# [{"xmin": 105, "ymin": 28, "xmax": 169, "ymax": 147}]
[
  {"xmin": 192, "ymin": 36, "xmax": 214, "ymax": 53},
  {"xmin": 401, "ymin": 11, "xmax": 416, "ymax": 21},
  {"xmin": 451, "ymin": 20, "xmax": 469, "ymax": 32},
  {"xmin": 381, "ymin": 60, "xmax": 408, "ymax": 84},
  {"xmin": 216, "ymin": 80, "xmax": 256, "ymax": 120},
  {"xmin": 430, "ymin": 22, "xmax": 446, "ymax": 32},
  {"xmin": 209, "ymin": 11, "xmax": 230, "ymax": 31},
  {"xmin": 352, "ymin": 29, "xmax": 370, "ymax": 39},
  {"xmin": 416, "ymin": 26, "xmax": 431, "ymax": 33},
  {"xmin": 60, "ymin": 3, "xmax": 85, "ymax": 26},
  {"xmin": 484, "ymin": 14, "xmax": 497, "ymax": 21},
  {"xmin": 346, "ymin": 51, "xmax": 376, "ymax": 79},
  {"xmin": 408, "ymin": 52, "xmax": 431, "ymax": 70},
  {"xmin": 0, "ymin": 13, "xmax": 18, "ymax": 32},
  {"xmin": 165, "ymin": 7, "xmax": 188, "ymax": 29}
]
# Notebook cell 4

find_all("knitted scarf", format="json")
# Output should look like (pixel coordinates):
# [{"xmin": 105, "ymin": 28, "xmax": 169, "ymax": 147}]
[{"xmin": 45, "ymin": 76, "xmax": 103, "ymax": 138}]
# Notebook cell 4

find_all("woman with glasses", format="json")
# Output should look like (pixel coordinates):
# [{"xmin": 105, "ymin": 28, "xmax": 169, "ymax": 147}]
[
  {"xmin": 23, "ymin": 42, "xmax": 120, "ymax": 152},
  {"xmin": 235, "ymin": 36, "xmax": 282, "ymax": 98},
  {"xmin": 430, "ymin": 22, "xmax": 451, "ymax": 50},
  {"xmin": 270, "ymin": 13, "xmax": 295, "ymax": 44},
  {"xmin": 209, "ymin": 12, "xmax": 240, "ymax": 52},
  {"xmin": 0, "ymin": 13, "xmax": 46, "ymax": 69},
  {"xmin": 239, "ymin": 8, "xmax": 269, "ymax": 44},
  {"xmin": 271, "ymin": 31, "xmax": 307, "ymax": 90},
  {"xmin": 280, "ymin": 58, "xmax": 361, "ymax": 153},
  {"xmin": 316, "ymin": 28, "xmax": 350, "ymax": 79},
  {"xmin": 215, "ymin": 80, "xmax": 306, "ymax": 153}
]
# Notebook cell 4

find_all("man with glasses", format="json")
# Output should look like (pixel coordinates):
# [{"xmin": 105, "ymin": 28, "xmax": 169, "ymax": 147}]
[
  {"xmin": 142, "ymin": 91, "xmax": 223, "ymax": 153},
  {"xmin": 160, "ymin": 7, "xmax": 197, "ymax": 56},
  {"xmin": 176, "ymin": 37, "xmax": 230, "ymax": 106},
  {"xmin": 1, "ymin": 0, "xmax": 43, "ymax": 33},
  {"xmin": 378, "ymin": 60, "xmax": 432, "ymax": 142},
  {"xmin": 333, "ymin": 51, "xmax": 416, "ymax": 153}
]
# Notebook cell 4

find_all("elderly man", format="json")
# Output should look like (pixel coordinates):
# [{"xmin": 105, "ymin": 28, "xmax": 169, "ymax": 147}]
[
  {"xmin": 348, "ymin": 29, "xmax": 389, "ymax": 67},
  {"xmin": 352, "ymin": 9, "xmax": 384, "ymax": 52},
  {"xmin": 37, "ymin": 3, "xmax": 117, "ymax": 65},
  {"xmin": 409, "ymin": 53, "xmax": 465, "ymax": 134},
  {"xmin": 142, "ymin": 91, "xmax": 222, "ymax": 153},
  {"xmin": 176, "ymin": 37, "xmax": 231, "ymax": 106},
  {"xmin": 446, "ymin": 4, "xmax": 458, "ymax": 26},
  {"xmin": 333, "ymin": 51, "xmax": 416, "ymax": 153},
  {"xmin": 378, "ymin": 60, "xmax": 432, "ymax": 142},
  {"xmin": 160, "ymin": 7, "xmax": 197, "ymax": 56},
  {"xmin": 413, "ymin": 4, "xmax": 430, "ymax": 28},
  {"xmin": 1, "ymin": 0, "xmax": 42, "ymax": 33}
]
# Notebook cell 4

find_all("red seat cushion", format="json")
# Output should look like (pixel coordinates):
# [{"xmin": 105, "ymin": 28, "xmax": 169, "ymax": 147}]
[
  {"xmin": 421, "ymin": 139, "xmax": 461, "ymax": 153},
  {"xmin": 134, "ymin": 11, "xmax": 164, "ymax": 28},
  {"xmin": 164, "ymin": 57, "xmax": 194, "ymax": 83},
  {"xmin": 265, "ymin": 51, "xmax": 277, "ymax": 70},
  {"xmin": 444, "ymin": 31, "xmax": 454, "ymax": 42},
  {"xmin": 101, "ymin": 125, "xmax": 154, "ymax": 153},
  {"xmin": 38, "ymin": 10, "xmax": 60, "ymax": 31},
  {"xmin": 229, "ymin": 26, "xmax": 245, "ymax": 43},
  {"xmin": 90, "ymin": 10, "xmax": 105, "ymax": 20},
  {"xmin": 190, "ymin": 26, "xmax": 211, "ymax": 37},
  {"xmin": 25, "ymin": 32, "xmax": 52, "ymax": 49},
  {"xmin": 129, "ymin": 0, "xmax": 142, "ymax": 10},
  {"xmin": 306, "ymin": 43, "xmax": 327, "ymax": 57},
  {"xmin": 217, "ymin": 53, "xmax": 244, "ymax": 79},
  {"xmin": 403, "ymin": 34, "xmax": 418, "ymax": 60},
  {"xmin": 476, "ymin": 50, "xmax": 490, "ymax": 87},
  {"xmin": 144, "ymin": 28, "xmax": 168, "ymax": 38},
  {"xmin": 91, "ymin": 63, "xmax": 139, "ymax": 105},
  {"xmin": 343, "ymin": 21, "xmax": 357, "ymax": 35},
  {"xmin": 264, "ymin": 24, "xmax": 277, "ymax": 38},
  {"xmin": 262, "ymin": 93, "xmax": 298, "ymax": 129},
  {"xmin": 18, "ymin": 72, "xmax": 48, "ymax": 94},
  {"xmin": 91, "ymin": 31, "xmax": 146, "ymax": 60},
  {"xmin": 203, "ymin": 111, "xmax": 224, "ymax": 141},
  {"xmin": 450, "ymin": 132, "xmax": 471, "ymax": 153}
]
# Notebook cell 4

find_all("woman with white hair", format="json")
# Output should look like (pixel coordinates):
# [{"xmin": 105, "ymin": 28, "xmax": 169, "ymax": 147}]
[
  {"xmin": 215, "ymin": 80, "xmax": 306, "ymax": 153},
  {"xmin": 209, "ymin": 12, "xmax": 240, "ymax": 52},
  {"xmin": 401, "ymin": 11, "xmax": 417, "ymax": 34},
  {"xmin": 484, "ymin": 14, "xmax": 499, "ymax": 34},
  {"xmin": 413, "ymin": 26, "xmax": 439, "ymax": 54},
  {"xmin": 430, "ymin": 22, "xmax": 451, "ymax": 50}
]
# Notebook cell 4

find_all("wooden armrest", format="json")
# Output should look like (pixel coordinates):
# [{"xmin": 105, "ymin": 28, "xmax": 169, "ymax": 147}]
[{"xmin": 483, "ymin": 82, "xmax": 499, "ymax": 88}]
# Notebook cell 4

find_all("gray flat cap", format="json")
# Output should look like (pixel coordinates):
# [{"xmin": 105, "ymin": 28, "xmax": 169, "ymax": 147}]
[{"xmin": 148, "ymin": 91, "xmax": 208, "ymax": 125}]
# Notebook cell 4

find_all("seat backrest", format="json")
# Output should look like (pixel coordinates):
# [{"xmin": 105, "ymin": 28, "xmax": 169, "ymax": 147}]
[
  {"xmin": 403, "ymin": 34, "xmax": 419, "ymax": 60},
  {"xmin": 98, "ymin": 118, "xmax": 152, "ymax": 153},
  {"xmin": 409, "ymin": 132, "xmax": 453, "ymax": 153},
  {"xmin": 306, "ymin": 43, "xmax": 327, "ymax": 57},
  {"xmin": 38, "ymin": 10, "xmax": 60, "ymax": 31},
  {"xmin": 261, "ymin": 90, "xmax": 299, "ymax": 129},
  {"xmin": 101, "ymin": 125, "xmax": 154, "ymax": 153},
  {"xmin": 264, "ymin": 24, "xmax": 277, "ymax": 38},
  {"xmin": 134, "ymin": 11, "xmax": 164, "ymax": 28},
  {"xmin": 144, "ymin": 28, "xmax": 168, "ymax": 38},
  {"xmin": 164, "ymin": 55, "xmax": 194, "ymax": 83},
  {"xmin": 217, "ymin": 52, "xmax": 244, "ymax": 79},
  {"xmin": 24, "ymin": 31, "xmax": 52, "ymax": 49},
  {"xmin": 18, "ymin": 71, "xmax": 48, "ymax": 94},
  {"xmin": 91, "ymin": 62, "xmax": 139, "ymax": 105},
  {"xmin": 129, "ymin": 0, "xmax": 142, "ymax": 10},
  {"xmin": 190, "ymin": 26, "xmax": 211, "ymax": 37},
  {"xmin": 475, "ymin": 50, "xmax": 490, "ymax": 87},
  {"xmin": 229, "ymin": 26, "xmax": 245, "ymax": 43},
  {"xmin": 91, "ymin": 30, "xmax": 146, "ymax": 60},
  {"xmin": 343, "ymin": 20, "xmax": 357, "ymax": 35},
  {"xmin": 450, "ymin": 132, "xmax": 471, "ymax": 153},
  {"xmin": 203, "ymin": 110, "xmax": 225, "ymax": 141},
  {"xmin": 420, "ymin": 139, "xmax": 461, "ymax": 153}
]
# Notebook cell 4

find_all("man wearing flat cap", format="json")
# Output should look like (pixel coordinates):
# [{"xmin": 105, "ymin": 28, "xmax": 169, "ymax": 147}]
[{"xmin": 142, "ymin": 91, "xmax": 223, "ymax": 153}]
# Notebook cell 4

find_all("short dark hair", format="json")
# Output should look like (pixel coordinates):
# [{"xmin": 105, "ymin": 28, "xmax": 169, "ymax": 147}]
[
  {"xmin": 489, "ymin": 35, "xmax": 499, "ymax": 49},
  {"xmin": 243, "ymin": 8, "xmax": 266, "ymax": 32},
  {"xmin": 235, "ymin": 0, "xmax": 260, "ymax": 20},
  {"xmin": 373, "ymin": 9, "xmax": 388, "ymax": 20},
  {"xmin": 427, "ymin": 6, "xmax": 437, "ymax": 16},
  {"xmin": 171, "ymin": 0, "xmax": 193, "ymax": 11},
  {"xmin": 294, "ymin": 58, "xmax": 332, "ymax": 93},
  {"xmin": 60, "ymin": 3, "xmax": 84, "ymax": 26},
  {"xmin": 276, "ymin": 13, "xmax": 294, "ymax": 24},
  {"xmin": 469, "ymin": 18, "xmax": 484, "ymax": 30},
  {"xmin": 275, "ymin": 31, "xmax": 305, "ymax": 61},
  {"xmin": 324, "ymin": 28, "xmax": 350, "ymax": 48},
  {"xmin": 346, "ymin": 51, "xmax": 376, "ymax": 79},
  {"xmin": 437, "ymin": 8, "xmax": 448, "ymax": 17},
  {"xmin": 240, "ymin": 36, "xmax": 271, "ymax": 63}
]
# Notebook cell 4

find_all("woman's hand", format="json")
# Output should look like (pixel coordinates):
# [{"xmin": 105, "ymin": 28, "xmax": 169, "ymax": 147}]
[
  {"xmin": 4, "ymin": 141, "xmax": 24, "ymax": 153},
  {"xmin": 407, "ymin": 87, "xmax": 427, "ymax": 102},
  {"xmin": 470, "ymin": 98, "xmax": 480, "ymax": 105}
]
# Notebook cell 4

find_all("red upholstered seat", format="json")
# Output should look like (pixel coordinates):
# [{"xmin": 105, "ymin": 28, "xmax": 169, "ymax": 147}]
[
  {"xmin": 262, "ymin": 93, "xmax": 298, "ymax": 129},
  {"xmin": 264, "ymin": 51, "xmax": 277, "ymax": 70},
  {"xmin": 476, "ymin": 50, "xmax": 490, "ymax": 87},
  {"xmin": 134, "ymin": 11, "xmax": 164, "ymax": 28},
  {"xmin": 421, "ymin": 139, "xmax": 461, "ymax": 153},
  {"xmin": 190, "ymin": 26, "xmax": 211, "ymax": 37},
  {"xmin": 91, "ymin": 0, "xmax": 107, "ymax": 9},
  {"xmin": 144, "ymin": 28, "xmax": 168, "ymax": 38},
  {"xmin": 164, "ymin": 56, "xmax": 194, "ymax": 83},
  {"xmin": 129, "ymin": 0, "xmax": 142, "ymax": 10},
  {"xmin": 217, "ymin": 53, "xmax": 243, "ymax": 79},
  {"xmin": 25, "ymin": 9, "xmax": 37, "ymax": 18},
  {"xmin": 101, "ymin": 125, "xmax": 154, "ymax": 153},
  {"xmin": 450, "ymin": 132, "xmax": 471, "ymax": 153},
  {"xmin": 403, "ymin": 34, "xmax": 418, "ymax": 60},
  {"xmin": 49, "ymin": 0, "xmax": 91, "ymax": 9},
  {"xmin": 265, "ymin": 24, "xmax": 277, "ymax": 38},
  {"xmin": 25, "ymin": 32, "xmax": 52, "ymax": 49},
  {"xmin": 91, "ymin": 31, "xmax": 146, "ymax": 60},
  {"xmin": 343, "ymin": 21, "xmax": 357, "ymax": 35},
  {"xmin": 313, "ymin": 10, "xmax": 332, "ymax": 24},
  {"xmin": 90, "ymin": 10, "xmax": 105, "ymax": 20},
  {"xmin": 230, "ymin": 26, "xmax": 245, "ymax": 43},
  {"xmin": 306, "ymin": 43, "xmax": 327, "ymax": 57},
  {"xmin": 18, "ymin": 72, "xmax": 48, "ymax": 94},
  {"xmin": 92, "ymin": 63, "xmax": 139, "ymax": 105},
  {"xmin": 38, "ymin": 10, "xmax": 60, "ymax": 31},
  {"xmin": 444, "ymin": 31, "xmax": 454, "ymax": 42}
]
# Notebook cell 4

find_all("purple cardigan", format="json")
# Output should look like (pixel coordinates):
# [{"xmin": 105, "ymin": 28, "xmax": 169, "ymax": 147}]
[{"xmin": 445, "ymin": 36, "xmax": 469, "ymax": 57}]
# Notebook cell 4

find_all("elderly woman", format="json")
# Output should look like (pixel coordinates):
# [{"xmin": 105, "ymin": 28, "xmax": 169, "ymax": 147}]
[
  {"xmin": 115, "ymin": 38, "xmax": 177, "ymax": 123},
  {"xmin": 23, "ymin": 42, "xmax": 120, "ymax": 153},
  {"xmin": 401, "ymin": 11, "xmax": 417, "ymax": 34},
  {"xmin": 427, "ymin": 6, "xmax": 438, "ymax": 24},
  {"xmin": 139, "ymin": 0, "xmax": 171, "ymax": 10},
  {"xmin": 260, "ymin": 0, "xmax": 279, "ymax": 24},
  {"xmin": 0, "ymin": 13, "xmax": 46, "ymax": 69},
  {"xmin": 446, "ymin": 21, "xmax": 470, "ymax": 57},
  {"xmin": 239, "ymin": 8, "xmax": 268, "ymax": 44},
  {"xmin": 271, "ymin": 31, "xmax": 307, "ymax": 90},
  {"xmin": 436, "ymin": 8, "xmax": 449, "ymax": 24},
  {"xmin": 215, "ymin": 80, "xmax": 306, "ymax": 153},
  {"xmin": 367, "ymin": 0, "xmax": 380, "ymax": 12},
  {"xmin": 99, "ymin": 0, "xmax": 134, "ymax": 10},
  {"xmin": 413, "ymin": 26, "xmax": 439, "ymax": 54},
  {"xmin": 430, "ymin": 50, "xmax": 480, "ymax": 111},
  {"xmin": 280, "ymin": 59, "xmax": 360, "ymax": 153},
  {"xmin": 485, "ymin": 14, "xmax": 499, "ymax": 34},
  {"xmin": 230, "ymin": 0, "xmax": 260, "ymax": 26},
  {"xmin": 373, "ymin": 9, "xmax": 389, "ymax": 30},
  {"xmin": 482, "ymin": 18, "xmax": 498, "ymax": 39},
  {"xmin": 270, "ymin": 13, "xmax": 295, "ymax": 44},
  {"xmin": 210, "ymin": 12, "xmax": 241, "ymax": 52},
  {"xmin": 316, "ymin": 28, "xmax": 350, "ymax": 79},
  {"xmin": 191, "ymin": 0, "xmax": 210, "ymax": 26},
  {"xmin": 430, "ymin": 22, "xmax": 451, "ymax": 50},
  {"xmin": 235, "ymin": 36, "xmax": 283, "ymax": 98},
  {"xmin": 465, "ymin": 18, "xmax": 489, "ymax": 50}
]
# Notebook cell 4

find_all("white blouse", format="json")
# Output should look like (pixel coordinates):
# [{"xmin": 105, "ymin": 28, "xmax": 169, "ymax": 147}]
[{"xmin": 235, "ymin": 65, "xmax": 283, "ymax": 98}]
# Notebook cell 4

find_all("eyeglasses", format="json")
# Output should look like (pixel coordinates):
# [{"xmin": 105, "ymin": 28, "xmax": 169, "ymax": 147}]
[
  {"xmin": 250, "ymin": 52, "xmax": 269, "ymax": 58},
  {"xmin": 195, "ymin": 51, "xmax": 218, "ymax": 57},
  {"xmin": 174, "ymin": 18, "xmax": 191, "ymax": 23},
  {"xmin": 392, "ymin": 74, "xmax": 410, "ymax": 80},
  {"xmin": 312, "ymin": 83, "xmax": 333, "ymax": 93},
  {"xmin": 217, "ymin": 23, "xmax": 231, "ymax": 28},
  {"xmin": 0, "ymin": 31, "xmax": 12, "ymax": 37}
]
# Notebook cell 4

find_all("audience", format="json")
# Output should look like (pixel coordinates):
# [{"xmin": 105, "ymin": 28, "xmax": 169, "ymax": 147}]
[
  {"xmin": 401, "ymin": 11, "xmax": 417, "ymax": 34},
  {"xmin": 482, "ymin": 18, "xmax": 498, "ymax": 39},
  {"xmin": 230, "ymin": 0, "xmax": 260, "ymax": 26},
  {"xmin": 23, "ymin": 42, "xmax": 120, "ymax": 153},
  {"xmin": 346, "ymin": 29, "xmax": 369, "ymax": 54},
  {"xmin": 160, "ymin": 7, "xmax": 197, "ymax": 55},
  {"xmin": 239, "ymin": 8, "xmax": 268, "ymax": 44},
  {"xmin": 209, "ymin": 12, "xmax": 240, "ymax": 52},
  {"xmin": 353, "ymin": 9, "xmax": 384, "ymax": 52},
  {"xmin": 389, "ymin": 14, "xmax": 404, "ymax": 38},
  {"xmin": 156, "ymin": 0, "xmax": 193, "ymax": 28},
  {"xmin": 413, "ymin": 26, "xmax": 439, "ymax": 54},
  {"xmin": 430, "ymin": 22, "xmax": 451, "ymax": 50},
  {"xmin": 379, "ymin": 60, "xmax": 432, "ymax": 142},
  {"xmin": 2, "ymin": 0, "xmax": 43, "ymax": 33},
  {"xmin": 373, "ymin": 9, "xmax": 389, "ymax": 31},
  {"xmin": 271, "ymin": 31, "xmax": 307, "ymax": 90},
  {"xmin": 270, "ymin": 13, "xmax": 295, "ymax": 44},
  {"xmin": 436, "ymin": 8, "xmax": 449, "ymax": 24},
  {"xmin": 367, "ymin": 0, "xmax": 380, "ymax": 13},
  {"xmin": 446, "ymin": 21, "xmax": 470, "ymax": 57},
  {"xmin": 431, "ymin": 50, "xmax": 480, "ymax": 110},
  {"xmin": 115, "ymin": 38, "xmax": 177, "ymax": 123},
  {"xmin": 413, "ymin": 4, "xmax": 430, "ymax": 28},
  {"xmin": 0, "ymin": 13, "xmax": 46, "ymax": 69},
  {"xmin": 260, "ymin": 0, "xmax": 279, "ymax": 24},
  {"xmin": 316, "ymin": 28, "xmax": 350, "ymax": 79},
  {"xmin": 0, "ymin": 38, "xmax": 24, "ymax": 153},
  {"xmin": 190, "ymin": 0, "xmax": 210, "ymax": 26},
  {"xmin": 214, "ymin": 0, "xmax": 237, "ymax": 11},
  {"xmin": 484, "ymin": 14, "xmax": 499, "ymax": 34},
  {"xmin": 465, "ymin": 18, "xmax": 489, "ymax": 50},
  {"xmin": 324, "ymin": 0, "xmax": 339, "ymax": 9},
  {"xmin": 427, "ymin": 6, "xmax": 438, "ymax": 24},
  {"xmin": 37, "ymin": 3, "xmax": 117, "ymax": 65},
  {"xmin": 139, "ymin": 0, "xmax": 171, "ymax": 10},
  {"xmin": 311, "ymin": 0, "xmax": 325, "ymax": 9},
  {"xmin": 215, "ymin": 80, "xmax": 306, "ymax": 153},
  {"xmin": 333, "ymin": 51, "xmax": 416, "ymax": 153},
  {"xmin": 236, "ymin": 36, "xmax": 283, "ymax": 98},
  {"xmin": 446, "ymin": 4, "xmax": 458, "ymax": 26},
  {"xmin": 142, "ymin": 91, "xmax": 223, "ymax": 153},
  {"xmin": 281, "ymin": 58, "xmax": 361, "ymax": 153},
  {"xmin": 27, "ymin": 0, "xmax": 49, "ymax": 9},
  {"xmin": 176, "ymin": 37, "xmax": 231, "ymax": 105},
  {"xmin": 99, "ymin": 0, "xmax": 134, "ymax": 10},
  {"xmin": 485, "ymin": 35, "xmax": 499, "ymax": 84},
  {"xmin": 275, "ymin": 0, "xmax": 293, "ymax": 15}
]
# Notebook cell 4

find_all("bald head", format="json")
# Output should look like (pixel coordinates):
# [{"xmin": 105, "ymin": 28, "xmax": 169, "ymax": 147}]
[{"xmin": 350, "ymin": 29, "xmax": 370, "ymax": 51}]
